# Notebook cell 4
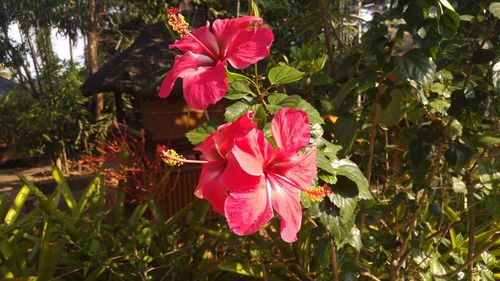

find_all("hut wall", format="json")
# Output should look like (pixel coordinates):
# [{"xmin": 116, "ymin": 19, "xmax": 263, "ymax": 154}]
[{"xmin": 141, "ymin": 98, "xmax": 227, "ymax": 142}]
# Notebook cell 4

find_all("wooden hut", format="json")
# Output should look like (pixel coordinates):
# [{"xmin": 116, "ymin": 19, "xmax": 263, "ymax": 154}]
[
  {"xmin": 81, "ymin": 22, "xmax": 225, "ymax": 215},
  {"xmin": 0, "ymin": 76, "xmax": 19, "ymax": 96}
]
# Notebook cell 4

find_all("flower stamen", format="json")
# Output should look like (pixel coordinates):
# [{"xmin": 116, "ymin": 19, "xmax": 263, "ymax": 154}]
[
  {"xmin": 157, "ymin": 145, "xmax": 225, "ymax": 166},
  {"xmin": 304, "ymin": 184, "xmax": 332, "ymax": 202},
  {"xmin": 157, "ymin": 145, "xmax": 185, "ymax": 166},
  {"xmin": 167, "ymin": 7, "xmax": 190, "ymax": 37},
  {"xmin": 166, "ymin": 7, "xmax": 219, "ymax": 60}
]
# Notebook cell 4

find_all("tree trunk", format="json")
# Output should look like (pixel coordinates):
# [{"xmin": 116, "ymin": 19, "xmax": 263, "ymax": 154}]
[
  {"xmin": 355, "ymin": 0, "xmax": 362, "ymax": 44},
  {"xmin": 86, "ymin": 0, "xmax": 103, "ymax": 118},
  {"xmin": 114, "ymin": 91, "xmax": 124, "ymax": 122}
]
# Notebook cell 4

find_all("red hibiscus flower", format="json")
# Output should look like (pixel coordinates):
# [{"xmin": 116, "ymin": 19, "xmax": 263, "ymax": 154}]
[
  {"xmin": 194, "ymin": 111, "xmax": 257, "ymax": 214},
  {"xmin": 222, "ymin": 108, "xmax": 317, "ymax": 243},
  {"xmin": 158, "ymin": 16, "xmax": 274, "ymax": 109}
]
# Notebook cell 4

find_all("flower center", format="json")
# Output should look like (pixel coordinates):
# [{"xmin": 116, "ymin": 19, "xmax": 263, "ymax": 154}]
[{"xmin": 167, "ymin": 8, "xmax": 219, "ymax": 61}]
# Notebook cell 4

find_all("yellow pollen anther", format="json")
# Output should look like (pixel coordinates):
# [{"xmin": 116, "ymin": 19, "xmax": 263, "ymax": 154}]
[
  {"xmin": 158, "ymin": 146, "xmax": 185, "ymax": 166},
  {"xmin": 304, "ymin": 184, "xmax": 332, "ymax": 202},
  {"xmin": 167, "ymin": 7, "xmax": 190, "ymax": 37}
]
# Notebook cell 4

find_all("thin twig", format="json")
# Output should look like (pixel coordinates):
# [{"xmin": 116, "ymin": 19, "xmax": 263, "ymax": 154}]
[
  {"xmin": 365, "ymin": 71, "xmax": 384, "ymax": 182},
  {"xmin": 462, "ymin": 19, "xmax": 497, "ymax": 91},
  {"xmin": 317, "ymin": 0, "xmax": 335, "ymax": 77},
  {"xmin": 465, "ymin": 172, "xmax": 475, "ymax": 281},
  {"xmin": 389, "ymin": 118, "xmax": 453, "ymax": 278},
  {"xmin": 360, "ymin": 271, "xmax": 382, "ymax": 281},
  {"xmin": 434, "ymin": 233, "xmax": 500, "ymax": 279}
]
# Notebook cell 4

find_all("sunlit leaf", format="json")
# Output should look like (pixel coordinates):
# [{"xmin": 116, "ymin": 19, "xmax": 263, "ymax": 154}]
[
  {"xmin": 186, "ymin": 121, "xmax": 218, "ymax": 146},
  {"xmin": 268, "ymin": 65, "xmax": 304, "ymax": 85}
]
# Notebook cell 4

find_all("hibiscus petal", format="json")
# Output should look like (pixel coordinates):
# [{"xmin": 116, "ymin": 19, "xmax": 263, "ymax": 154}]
[
  {"xmin": 269, "ymin": 148, "xmax": 317, "ymax": 191},
  {"xmin": 271, "ymin": 108, "xmax": 311, "ymax": 153},
  {"xmin": 212, "ymin": 16, "xmax": 263, "ymax": 58},
  {"xmin": 170, "ymin": 23, "xmax": 220, "ymax": 59},
  {"xmin": 195, "ymin": 134, "xmax": 223, "ymax": 161},
  {"xmin": 194, "ymin": 163, "xmax": 227, "ymax": 214},
  {"xmin": 182, "ymin": 60, "xmax": 229, "ymax": 109},
  {"xmin": 229, "ymin": 129, "xmax": 272, "ymax": 176},
  {"xmin": 268, "ymin": 176, "xmax": 302, "ymax": 243},
  {"xmin": 214, "ymin": 111, "xmax": 256, "ymax": 156},
  {"xmin": 226, "ymin": 26, "xmax": 274, "ymax": 69},
  {"xmin": 158, "ymin": 51, "xmax": 215, "ymax": 100},
  {"xmin": 224, "ymin": 179, "xmax": 273, "ymax": 235}
]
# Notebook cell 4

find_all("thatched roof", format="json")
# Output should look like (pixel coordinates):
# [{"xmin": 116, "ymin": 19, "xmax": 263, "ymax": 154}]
[
  {"xmin": 0, "ymin": 76, "xmax": 19, "ymax": 95},
  {"xmin": 81, "ymin": 23, "xmax": 179, "ymax": 98}
]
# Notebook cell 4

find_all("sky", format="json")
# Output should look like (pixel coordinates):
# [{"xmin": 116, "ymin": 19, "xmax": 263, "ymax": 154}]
[{"xmin": 8, "ymin": 23, "xmax": 85, "ymax": 73}]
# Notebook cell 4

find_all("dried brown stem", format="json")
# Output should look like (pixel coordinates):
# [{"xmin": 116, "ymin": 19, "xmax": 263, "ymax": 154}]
[{"xmin": 331, "ymin": 244, "xmax": 339, "ymax": 281}]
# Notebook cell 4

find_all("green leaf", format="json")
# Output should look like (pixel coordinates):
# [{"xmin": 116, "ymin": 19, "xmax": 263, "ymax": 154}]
[
  {"xmin": 348, "ymin": 226, "xmax": 363, "ymax": 252},
  {"xmin": 129, "ymin": 203, "xmax": 149, "ymax": 227},
  {"xmin": 267, "ymin": 93, "xmax": 324, "ymax": 124},
  {"xmin": 332, "ymin": 71, "xmax": 377, "ymax": 114},
  {"xmin": 4, "ymin": 185, "xmax": 30, "ymax": 225},
  {"xmin": 311, "ymin": 72, "xmax": 332, "ymax": 86},
  {"xmin": 224, "ymin": 101, "xmax": 252, "ymax": 122},
  {"xmin": 319, "ymin": 173, "xmax": 337, "ymax": 184},
  {"xmin": 451, "ymin": 177, "xmax": 467, "ymax": 194},
  {"xmin": 225, "ymin": 81, "xmax": 253, "ymax": 100},
  {"xmin": 485, "ymin": 194, "xmax": 500, "ymax": 220},
  {"xmin": 0, "ymin": 240, "xmax": 14, "ymax": 260},
  {"xmin": 395, "ymin": 49, "xmax": 437, "ymax": 89},
  {"xmin": 319, "ymin": 213, "xmax": 354, "ymax": 248},
  {"xmin": 226, "ymin": 70, "xmax": 249, "ymax": 83},
  {"xmin": 444, "ymin": 141, "xmax": 475, "ymax": 171},
  {"xmin": 317, "ymin": 151, "xmax": 336, "ymax": 174},
  {"xmin": 493, "ymin": 61, "xmax": 500, "ymax": 95},
  {"xmin": 19, "ymin": 175, "xmax": 79, "ymax": 240},
  {"xmin": 438, "ymin": 0, "xmax": 455, "ymax": 12},
  {"xmin": 332, "ymin": 159, "xmax": 372, "ymax": 200},
  {"xmin": 489, "ymin": 2, "xmax": 500, "ymax": 19},
  {"xmin": 53, "ymin": 167, "xmax": 78, "ymax": 217},
  {"xmin": 268, "ymin": 65, "xmax": 304, "ymax": 85},
  {"xmin": 249, "ymin": 0, "xmax": 260, "ymax": 17},
  {"xmin": 471, "ymin": 49, "xmax": 496, "ymax": 64},
  {"xmin": 429, "ymin": 257, "xmax": 447, "ymax": 279},
  {"xmin": 268, "ymin": 94, "xmax": 301, "ymax": 113},
  {"xmin": 37, "ymin": 241, "xmax": 63, "ymax": 281},
  {"xmin": 186, "ymin": 121, "xmax": 217, "ymax": 146},
  {"xmin": 296, "ymin": 98, "xmax": 324, "ymax": 124},
  {"xmin": 76, "ymin": 176, "xmax": 101, "ymax": 217},
  {"xmin": 0, "ymin": 194, "xmax": 7, "ymax": 220},
  {"xmin": 438, "ymin": 4, "xmax": 460, "ymax": 38},
  {"xmin": 217, "ymin": 261, "xmax": 264, "ymax": 278},
  {"xmin": 376, "ymin": 89, "xmax": 404, "ymax": 127},
  {"xmin": 332, "ymin": 114, "xmax": 360, "ymax": 155},
  {"xmin": 252, "ymin": 104, "xmax": 267, "ymax": 128},
  {"xmin": 84, "ymin": 266, "xmax": 106, "ymax": 281},
  {"xmin": 404, "ymin": 3, "xmax": 424, "ymax": 29},
  {"xmin": 328, "ymin": 190, "xmax": 358, "ymax": 222}
]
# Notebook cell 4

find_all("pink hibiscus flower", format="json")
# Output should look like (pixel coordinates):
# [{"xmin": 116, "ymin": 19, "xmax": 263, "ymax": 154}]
[
  {"xmin": 194, "ymin": 111, "xmax": 257, "ymax": 214},
  {"xmin": 158, "ymin": 16, "xmax": 274, "ymax": 109},
  {"xmin": 222, "ymin": 108, "xmax": 317, "ymax": 243}
]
